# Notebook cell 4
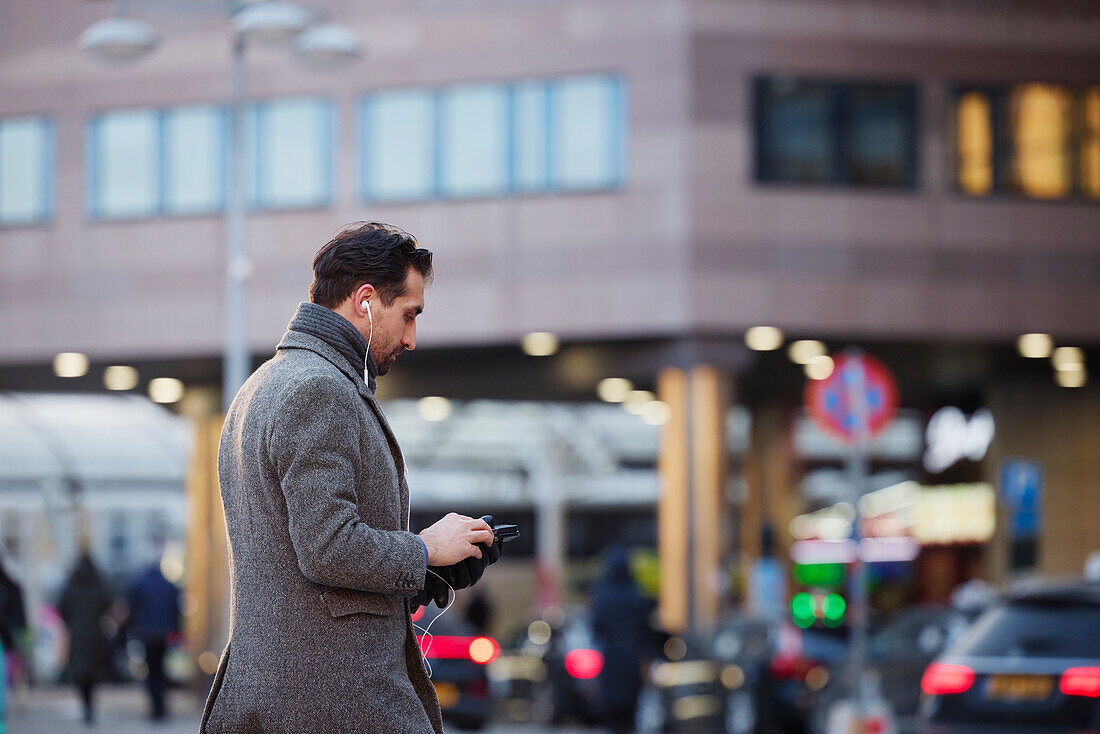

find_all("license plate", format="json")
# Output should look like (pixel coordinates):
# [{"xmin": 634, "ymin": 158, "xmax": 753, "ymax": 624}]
[
  {"xmin": 985, "ymin": 674, "xmax": 1053, "ymax": 701},
  {"xmin": 433, "ymin": 681, "xmax": 460, "ymax": 708}
]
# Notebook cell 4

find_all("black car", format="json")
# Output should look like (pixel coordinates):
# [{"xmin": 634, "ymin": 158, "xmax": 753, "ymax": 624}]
[
  {"xmin": 810, "ymin": 605, "xmax": 968, "ymax": 734},
  {"xmin": 920, "ymin": 580, "xmax": 1100, "ymax": 733},
  {"xmin": 413, "ymin": 604, "xmax": 500, "ymax": 731}
]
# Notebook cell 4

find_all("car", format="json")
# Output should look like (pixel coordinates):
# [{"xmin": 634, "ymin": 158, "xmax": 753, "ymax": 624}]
[
  {"xmin": 413, "ymin": 603, "xmax": 500, "ymax": 731},
  {"xmin": 637, "ymin": 617, "xmax": 847, "ymax": 734},
  {"xmin": 919, "ymin": 580, "xmax": 1100, "ymax": 733},
  {"xmin": 809, "ymin": 605, "xmax": 968, "ymax": 734},
  {"xmin": 488, "ymin": 606, "xmax": 605, "ymax": 725}
]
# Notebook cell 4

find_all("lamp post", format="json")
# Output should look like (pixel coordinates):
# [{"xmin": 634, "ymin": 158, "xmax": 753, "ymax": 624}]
[{"xmin": 80, "ymin": 1, "xmax": 361, "ymax": 411}]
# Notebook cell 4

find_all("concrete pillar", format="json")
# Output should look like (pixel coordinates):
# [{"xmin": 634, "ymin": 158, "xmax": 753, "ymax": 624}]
[{"xmin": 658, "ymin": 367, "xmax": 690, "ymax": 632}]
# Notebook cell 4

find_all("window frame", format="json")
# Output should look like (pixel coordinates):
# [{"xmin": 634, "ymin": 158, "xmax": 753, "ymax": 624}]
[
  {"xmin": 0, "ymin": 115, "xmax": 55, "ymax": 227},
  {"xmin": 753, "ymin": 75, "xmax": 920, "ymax": 190}
]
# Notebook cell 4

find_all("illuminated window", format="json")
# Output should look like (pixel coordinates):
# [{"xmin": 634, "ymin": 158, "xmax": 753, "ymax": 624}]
[
  {"xmin": 956, "ymin": 91, "xmax": 993, "ymax": 195},
  {"xmin": 1009, "ymin": 84, "xmax": 1071, "ymax": 199},
  {"xmin": 953, "ymin": 83, "xmax": 1096, "ymax": 200},
  {"xmin": 1082, "ymin": 87, "xmax": 1100, "ymax": 200}
]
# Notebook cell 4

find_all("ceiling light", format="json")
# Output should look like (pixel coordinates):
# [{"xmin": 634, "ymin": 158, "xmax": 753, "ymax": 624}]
[
  {"xmin": 103, "ymin": 365, "xmax": 139, "ymax": 391},
  {"xmin": 54, "ymin": 352, "xmax": 89, "ymax": 378},
  {"xmin": 597, "ymin": 378, "xmax": 633, "ymax": 403},
  {"xmin": 1051, "ymin": 346, "xmax": 1085, "ymax": 371},
  {"xmin": 745, "ymin": 326, "xmax": 783, "ymax": 351},
  {"xmin": 623, "ymin": 390, "xmax": 655, "ymax": 415},
  {"xmin": 521, "ymin": 332, "xmax": 559, "ymax": 357},
  {"xmin": 1017, "ymin": 333, "xmax": 1053, "ymax": 359},
  {"xmin": 148, "ymin": 377, "xmax": 185, "ymax": 404},
  {"xmin": 804, "ymin": 355, "xmax": 835, "ymax": 381},
  {"xmin": 418, "ymin": 396, "xmax": 452, "ymax": 422},
  {"xmin": 788, "ymin": 340, "xmax": 827, "ymax": 365},
  {"xmin": 1055, "ymin": 366, "xmax": 1087, "ymax": 388}
]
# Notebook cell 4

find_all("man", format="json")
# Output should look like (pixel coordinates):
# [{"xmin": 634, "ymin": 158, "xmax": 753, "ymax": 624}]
[{"xmin": 202, "ymin": 222, "xmax": 497, "ymax": 733}]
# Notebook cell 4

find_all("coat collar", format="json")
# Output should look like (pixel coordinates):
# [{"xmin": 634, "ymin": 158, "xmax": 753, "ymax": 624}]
[
  {"xmin": 276, "ymin": 330, "xmax": 376, "ymax": 401},
  {"xmin": 276, "ymin": 329, "xmax": 407, "ymax": 480}
]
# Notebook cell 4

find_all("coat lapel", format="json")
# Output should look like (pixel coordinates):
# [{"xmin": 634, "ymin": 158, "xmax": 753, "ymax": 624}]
[{"xmin": 277, "ymin": 331, "xmax": 411, "ymax": 530}]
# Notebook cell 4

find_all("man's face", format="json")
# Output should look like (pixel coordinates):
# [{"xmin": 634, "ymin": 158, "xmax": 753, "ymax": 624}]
[{"xmin": 369, "ymin": 267, "xmax": 424, "ymax": 376}]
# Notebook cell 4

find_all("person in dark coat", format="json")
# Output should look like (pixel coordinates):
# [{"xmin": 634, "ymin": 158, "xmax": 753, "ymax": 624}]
[
  {"xmin": 128, "ymin": 561, "xmax": 181, "ymax": 720},
  {"xmin": 591, "ymin": 546, "xmax": 655, "ymax": 734},
  {"xmin": 58, "ymin": 553, "xmax": 114, "ymax": 725},
  {"xmin": 0, "ymin": 555, "xmax": 28, "ymax": 687}
]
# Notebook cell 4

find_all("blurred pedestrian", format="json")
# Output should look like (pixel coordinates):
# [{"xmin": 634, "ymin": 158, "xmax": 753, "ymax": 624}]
[
  {"xmin": 203, "ymin": 223, "xmax": 500, "ymax": 734},
  {"xmin": 592, "ymin": 546, "xmax": 654, "ymax": 734},
  {"xmin": 0, "ymin": 554, "xmax": 28, "ymax": 696},
  {"xmin": 127, "ymin": 560, "xmax": 180, "ymax": 721},
  {"xmin": 58, "ymin": 553, "xmax": 113, "ymax": 725}
]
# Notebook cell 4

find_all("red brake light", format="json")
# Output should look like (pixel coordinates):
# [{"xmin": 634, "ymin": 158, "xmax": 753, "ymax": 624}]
[
  {"xmin": 1061, "ymin": 667, "xmax": 1100, "ymax": 698},
  {"xmin": 770, "ymin": 654, "xmax": 817, "ymax": 681},
  {"xmin": 416, "ymin": 635, "xmax": 500, "ymax": 665},
  {"xmin": 411, "ymin": 606, "xmax": 425, "ymax": 622},
  {"xmin": 565, "ymin": 648, "xmax": 604, "ymax": 679},
  {"xmin": 921, "ymin": 663, "xmax": 975, "ymax": 695}
]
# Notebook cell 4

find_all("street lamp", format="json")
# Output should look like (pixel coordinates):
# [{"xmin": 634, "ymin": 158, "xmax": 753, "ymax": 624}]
[{"xmin": 80, "ymin": 1, "xmax": 361, "ymax": 411}]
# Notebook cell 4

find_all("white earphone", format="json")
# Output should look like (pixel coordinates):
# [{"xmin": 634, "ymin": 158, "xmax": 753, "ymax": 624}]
[{"xmin": 361, "ymin": 300, "xmax": 373, "ymax": 381}]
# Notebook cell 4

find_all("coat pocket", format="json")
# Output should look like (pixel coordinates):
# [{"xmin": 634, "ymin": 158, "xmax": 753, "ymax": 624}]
[{"xmin": 321, "ymin": 587, "xmax": 401, "ymax": 618}]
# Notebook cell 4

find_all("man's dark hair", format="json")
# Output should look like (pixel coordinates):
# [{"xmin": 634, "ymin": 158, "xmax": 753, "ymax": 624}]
[{"xmin": 310, "ymin": 222, "xmax": 433, "ymax": 307}]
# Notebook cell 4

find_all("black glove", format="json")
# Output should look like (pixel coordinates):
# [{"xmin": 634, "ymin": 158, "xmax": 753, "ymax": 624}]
[
  {"xmin": 412, "ymin": 568, "xmax": 451, "ymax": 612},
  {"xmin": 428, "ymin": 515, "xmax": 505, "ymax": 596}
]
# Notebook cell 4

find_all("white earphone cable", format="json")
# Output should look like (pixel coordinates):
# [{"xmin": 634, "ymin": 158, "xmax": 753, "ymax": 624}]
[{"xmin": 413, "ymin": 568, "xmax": 455, "ymax": 679}]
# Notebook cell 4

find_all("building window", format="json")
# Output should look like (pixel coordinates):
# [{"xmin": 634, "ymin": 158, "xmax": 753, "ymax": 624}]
[
  {"xmin": 754, "ymin": 77, "xmax": 918, "ymax": 188},
  {"xmin": 360, "ymin": 75, "xmax": 627, "ymax": 202},
  {"xmin": 250, "ymin": 98, "xmax": 333, "ymax": 209},
  {"xmin": 89, "ymin": 106, "xmax": 226, "ymax": 219},
  {"xmin": 164, "ymin": 106, "xmax": 226, "ymax": 215},
  {"xmin": 439, "ymin": 84, "xmax": 509, "ymax": 197},
  {"xmin": 89, "ymin": 109, "xmax": 161, "ymax": 219},
  {"xmin": 550, "ymin": 76, "xmax": 626, "ymax": 190},
  {"xmin": 361, "ymin": 90, "xmax": 436, "ymax": 202},
  {"xmin": 0, "ymin": 116, "xmax": 53, "ymax": 226},
  {"xmin": 953, "ymin": 83, "xmax": 1099, "ymax": 201}
]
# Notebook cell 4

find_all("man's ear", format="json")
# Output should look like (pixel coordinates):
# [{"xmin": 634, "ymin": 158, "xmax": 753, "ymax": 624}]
[{"xmin": 353, "ymin": 283, "xmax": 377, "ymax": 314}]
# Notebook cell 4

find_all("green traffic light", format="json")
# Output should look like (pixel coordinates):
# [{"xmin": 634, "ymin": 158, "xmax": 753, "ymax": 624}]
[
  {"xmin": 791, "ymin": 592, "xmax": 816, "ymax": 626},
  {"xmin": 823, "ymin": 592, "xmax": 846, "ymax": 625}
]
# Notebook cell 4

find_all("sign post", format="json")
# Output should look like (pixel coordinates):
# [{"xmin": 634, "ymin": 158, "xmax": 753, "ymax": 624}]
[{"xmin": 806, "ymin": 349, "xmax": 898, "ymax": 732}]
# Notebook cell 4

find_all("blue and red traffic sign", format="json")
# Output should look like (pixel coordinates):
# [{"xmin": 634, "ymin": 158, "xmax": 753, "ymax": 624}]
[{"xmin": 806, "ymin": 353, "xmax": 898, "ymax": 443}]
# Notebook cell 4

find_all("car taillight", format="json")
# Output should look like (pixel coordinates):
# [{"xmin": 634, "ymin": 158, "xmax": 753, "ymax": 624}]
[
  {"xmin": 565, "ymin": 648, "xmax": 604, "ymax": 679},
  {"xmin": 769, "ymin": 654, "xmax": 817, "ymax": 681},
  {"xmin": 1060, "ymin": 667, "xmax": 1100, "ymax": 698},
  {"xmin": 416, "ymin": 635, "xmax": 500, "ymax": 665},
  {"xmin": 921, "ymin": 663, "xmax": 975, "ymax": 695}
]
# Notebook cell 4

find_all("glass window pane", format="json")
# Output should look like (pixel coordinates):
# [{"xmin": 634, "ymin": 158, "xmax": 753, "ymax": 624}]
[
  {"xmin": 956, "ymin": 91, "xmax": 994, "ymax": 196},
  {"xmin": 1009, "ymin": 83, "xmax": 1071, "ymax": 199},
  {"xmin": 1080, "ymin": 87, "xmax": 1100, "ymax": 200},
  {"xmin": 362, "ymin": 90, "xmax": 436, "ymax": 201},
  {"xmin": 0, "ymin": 117, "xmax": 50, "ymax": 224},
  {"xmin": 164, "ymin": 106, "xmax": 224, "ymax": 214},
  {"xmin": 551, "ymin": 77, "xmax": 622, "ymax": 189},
  {"xmin": 845, "ymin": 86, "xmax": 915, "ymax": 186},
  {"xmin": 257, "ymin": 98, "xmax": 330, "ymax": 209},
  {"xmin": 513, "ymin": 82, "xmax": 548, "ymax": 191},
  {"xmin": 756, "ymin": 79, "xmax": 834, "ymax": 183},
  {"xmin": 93, "ymin": 110, "xmax": 159, "ymax": 219},
  {"xmin": 439, "ymin": 84, "xmax": 508, "ymax": 197}
]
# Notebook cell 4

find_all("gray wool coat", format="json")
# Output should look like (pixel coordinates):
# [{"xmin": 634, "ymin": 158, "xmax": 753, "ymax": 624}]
[{"xmin": 201, "ymin": 328, "xmax": 443, "ymax": 734}]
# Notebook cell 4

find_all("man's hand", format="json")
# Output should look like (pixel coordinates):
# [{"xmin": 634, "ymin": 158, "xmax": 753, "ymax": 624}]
[{"xmin": 418, "ymin": 513, "xmax": 494, "ymax": 566}]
